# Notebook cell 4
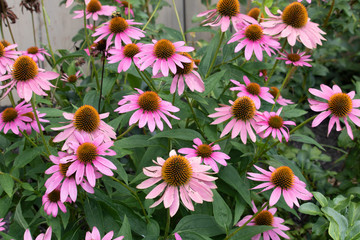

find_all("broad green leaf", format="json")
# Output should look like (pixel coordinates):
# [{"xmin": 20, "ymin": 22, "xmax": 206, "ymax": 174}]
[
  {"xmin": 322, "ymin": 207, "xmax": 348, "ymax": 240},
  {"xmin": 84, "ymin": 197, "xmax": 104, "ymax": 234},
  {"xmin": 202, "ymin": 70, "xmax": 226, "ymax": 96},
  {"xmin": 348, "ymin": 220, "xmax": 360, "ymax": 240},
  {"xmin": 114, "ymin": 135, "xmax": 153, "ymax": 149},
  {"xmin": 174, "ymin": 214, "xmax": 225, "ymax": 237},
  {"xmin": 213, "ymin": 191, "xmax": 232, "ymax": 230},
  {"xmin": 299, "ymin": 202, "xmax": 322, "ymax": 216},
  {"xmin": 14, "ymin": 147, "xmax": 43, "ymax": 168},
  {"xmin": 228, "ymin": 226, "xmax": 274, "ymax": 240},
  {"xmin": 333, "ymin": 195, "xmax": 352, "ymax": 211},
  {"xmin": 149, "ymin": 129, "xmax": 202, "ymax": 141},
  {"xmin": 0, "ymin": 174, "xmax": 14, "ymax": 197},
  {"xmin": 144, "ymin": 219, "xmax": 160, "ymax": 240},
  {"xmin": 119, "ymin": 215, "xmax": 132, "ymax": 240},
  {"xmin": 14, "ymin": 202, "xmax": 29, "ymax": 229},
  {"xmin": 173, "ymin": 231, "xmax": 212, "ymax": 240},
  {"xmin": 0, "ymin": 195, "xmax": 12, "ymax": 217},
  {"xmin": 199, "ymin": 33, "xmax": 221, "ymax": 77},
  {"xmin": 281, "ymin": 105, "xmax": 307, "ymax": 118},
  {"xmin": 37, "ymin": 108, "xmax": 65, "ymax": 118},
  {"xmin": 291, "ymin": 134, "xmax": 325, "ymax": 151},
  {"xmin": 313, "ymin": 192, "xmax": 328, "ymax": 207}
]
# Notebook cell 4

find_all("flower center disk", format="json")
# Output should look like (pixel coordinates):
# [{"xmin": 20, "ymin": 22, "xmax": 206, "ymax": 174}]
[
  {"xmin": 0, "ymin": 42, "xmax": 5, "ymax": 57},
  {"xmin": 27, "ymin": 46, "xmax": 38, "ymax": 54},
  {"xmin": 246, "ymin": 82, "xmax": 261, "ymax": 95},
  {"xmin": 216, "ymin": 0, "xmax": 240, "ymax": 17},
  {"xmin": 271, "ymin": 166, "xmax": 294, "ymax": 190},
  {"xmin": 12, "ymin": 56, "xmax": 38, "ymax": 82},
  {"xmin": 22, "ymin": 112, "xmax": 34, "ymax": 121},
  {"xmin": 175, "ymin": 52, "xmax": 193, "ymax": 75},
  {"xmin": 196, "ymin": 144, "xmax": 213, "ymax": 158},
  {"xmin": 269, "ymin": 87, "xmax": 279, "ymax": 98},
  {"xmin": 73, "ymin": 105, "xmax": 100, "ymax": 133},
  {"xmin": 248, "ymin": 8, "xmax": 262, "ymax": 21},
  {"xmin": 245, "ymin": 24, "xmax": 263, "ymax": 41},
  {"xmin": 121, "ymin": 1, "xmax": 132, "ymax": 8},
  {"xmin": 254, "ymin": 210, "xmax": 274, "ymax": 226},
  {"xmin": 123, "ymin": 43, "xmax": 140, "ymax": 58},
  {"xmin": 59, "ymin": 162, "xmax": 72, "ymax": 177},
  {"xmin": 48, "ymin": 190, "xmax": 60, "ymax": 202},
  {"xmin": 138, "ymin": 91, "xmax": 160, "ymax": 112},
  {"xmin": 328, "ymin": 93, "xmax": 352, "ymax": 118},
  {"xmin": 231, "ymin": 96, "xmax": 256, "ymax": 121},
  {"xmin": 86, "ymin": 0, "xmax": 102, "ymax": 13},
  {"xmin": 109, "ymin": 17, "xmax": 129, "ymax": 33},
  {"xmin": 154, "ymin": 39, "xmax": 175, "ymax": 59},
  {"xmin": 77, "ymin": 142, "xmax": 97, "ymax": 163},
  {"xmin": 282, "ymin": 2, "xmax": 308, "ymax": 29},
  {"xmin": 2, "ymin": 108, "xmax": 18, "ymax": 122},
  {"xmin": 162, "ymin": 155, "xmax": 193, "ymax": 186},
  {"xmin": 268, "ymin": 116, "xmax": 283, "ymax": 129},
  {"xmin": 287, "ymin": 53, "xmax": 301, "ymax": 62},
  {"xmin": 1, "ymin": 40, "xmax": 11, "ymax": 48},
  {"xmin": 67, "ymin": 75, "xmax": 78, "ymax": 83}
]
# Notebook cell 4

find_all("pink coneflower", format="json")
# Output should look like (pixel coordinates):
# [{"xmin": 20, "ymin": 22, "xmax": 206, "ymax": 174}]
[
  {"xmin": 52, "ymin": 105, "xmax": 116, "ymax": 152},
  {"xmin": 137, "ymin": 150, "xmax": 217, "ymax": 217},
  {"xmin": 59, "ymin": 132, "xmax": 117, "ymax": 187},
  {"xmin": 269, "ymin": 87, "xmax": 294, "ymax": 106},
  {"xmin": 24, "ymin": 226, "xmax": 52, "ymax": 240},
  {"xmin": 66, "ymin": 0, "xmax": 90, "ymax": 8},
  {"xmin": 0, "ymin": 55, "xmax": 59, "ymax": 102},
  {"xmin": 230, "ymin": 76, "xmax": 274, "ymax": 109},
  {"xmin": 178, "ymin": 138, "xmax": 229, "ymax": 173},
  {"xmin": 117, "ymin": 0, "xmax": 134, "ymax": 17},
  {"xmin": 107, "ymin": 43, "xmax": 143, "ymax": 73},
  {"xmin": 261, "ymin": 2, "xmax": 326, "ymax": 49},
  {"xmin": 0, "ymin": 218, "xmax": 5, "ymax": 232},
  {"xmin": 23, "ymin": 46, "xmax": 51, "ymax": 63},
  {"xmin": 208, "ymin": 96, "xmax": 258, "ymax": 144},
  {"xmin": 73, "ymin": 0, "xmax": 116, "ymax": 21},
  {"xmin": 0, "ymin": 101, "xmax": 32, "ymax": 135},
  {"xmin": 308, "ymin": 84, "xmax": 360, "ymax": 139},
  {"xmin": 248, "ymin": 165, "xmax": 313, "ymax": 208},
  {"xmin": 115, "ymin": 89, "xmax": 180, "ymax": 132},
  {"xmin": 61, "ymin": 71, "xmax": 83, "ymax": 84},
  {"xmin": 277, "ymin": 49, "xmax": 312, "ymax": 67},
  {"xmin": 228, "ymin": 22, "xmax": 281, "ymax": 61},
  {"xmin": 42, "ymin": 187, "xmax": 68, "ymax": 217},
  {"xmin": 197, "ymin": 0, "xmax": 256, "ymax": 32},
  {"xmin": 92, "ymin": 16, "xmax": 144, "ymax": 49},
  {"xmin": 0, "ymin": 42, "xmax": 19, "ymax": 75},
  {"xmin": 85, "ymin": 226, "xmax": 124, "ymax": 240},
  {"xmin": 237, "ymin": 201, "xmax": 290, "ymax": 240},
  {"xmin": 256, "ymin": 108, "xmax": 296, "ymax": 142},
  {"xmin": 22, "ymin": 108, "xmax": 49, "ymax": 135},
  {"xmin": 45, "ymin": 151, "xmax": 98, "ymax": 203},
  {"xmin": 136, "ymin": 39, "xmax": 194, "ymax": 77}
]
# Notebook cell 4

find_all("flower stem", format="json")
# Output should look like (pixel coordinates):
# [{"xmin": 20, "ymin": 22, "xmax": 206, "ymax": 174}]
[
  {"xmin": 205, "ymin": 31, "xmax": 225, "ymax": 79},
  {"xmin": 184, "ymin": 93, "xmax": 207, "ymax": 141},
  {"xmin": 19, "ymin": 129, "xmax": 38, "ymax": 148},
  {"xmin": 141, "ymin": 0, "xmax": 162, "ymax": 32},
  {"xmin": 41, "ymin": 0, "xmax": 56, "ymax": 66},
  {"xmin": 135, "ymin": 65, "xmax": 156, "ymax": 92},
  {"xmin": 0, "ymin": 18, "xmax": 4, "ymax": 39},
  {"xmin": 116, "ymin": 124, "xmax": 137, "ymax": 140},
  {"xmin": 172, "ymin": 0, "xmax": 186, "ymax": 43},
  {"xmin": 213, "ymin": 135, "xmax": 230, "ymax": 144},
  {"xmin": 264, "ymin": 40, "xmax": 287, "ymax": 86},
  {"xmin": 164, "ymin": 209, "xmax": 171, "ymax": 240},
  {"xmin": 323, "ymin": 0, "xmax": 335, "ymax": 28},
  {"xmin": 4, "ymin": 17, "xmax": 16, "ymax": 47},
  {"xmin": 98, "ymin": 52, "xmax": 106, "ymax": 112},
  {"xmin": 128, "ymin": 0, "xmax": 131, "ymax": 19},
  {"xmin": 31, "ymin": 11, "xmax": 37, "ymax": 46}
]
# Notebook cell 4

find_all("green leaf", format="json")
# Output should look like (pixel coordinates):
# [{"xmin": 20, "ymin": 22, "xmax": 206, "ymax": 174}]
[
  {"xmin": 202, "ymin": 70, "xmax": 226, "ymax": 96},
  {"xmin": 14, "ymin": 202, "xmax": 29, "ymax": 229},
  {"xmin": 114, "ymin": 135, "xmax": 153, "ymax": 149},
  {"xmin": 174, "ymin": 214, "xmax": 225, "ymax": 237},
  {"xmin": 144, "ymin": 219, "xmax": 160, "ymax": 240},
  {"xmin": 291, "ymin": 133, "xmax": 325, "ymax": 151},
  {"xmin": 84, "ymin": 197, "xmax": 104, "ymax": 234},
  {"xmin": 149, "ymin": 129, "xmax": 202, "ymax": 141},
  {"xmin": 199, "ymin": 33, "xmax": 221, "ymax": 77},
  {"xmin": 333, "ymin": 195, "xmax": 352, "ymax": 211},
  {"xmin": 0, "ymin": 195, "xmax": 12, "ymax": 217},
  {"xmin": 299, "ymin": 202, "xmax": 322, "ymax": 216},
  {"xmin": 0, "ymin": 174, "xmax": 14, "ymax": 197},
  {"xmin": 14, "ymin": 147, "xmax": 43, "ymax": 168},
  {"xmin": 280, "ymin": 105, "xmax": 307, "ymax": 118},
  {"xmin": 228, "ymin": 226, "xmax": 274, "ymax": 240},
  {"xmin": 213, "ymin": 191, "xmax": 232, "ymax": 230},
  {"xmin": 322, "ymin": 207, "xmax": 348, "ymax": 240},
  {"xmin": 313, "ymin": 192, "xmax": 328, "ymax": 207},
  {"xmin": 37, "ymin": 108, "xmax": 65, "ymax": 118},
  {"xmin": 173, "ymin": 231, "xmax": 212, "ymax": 240},
  {"xmin": 119, "ymin": 215, "xmax": 132, "ymax": 240}
]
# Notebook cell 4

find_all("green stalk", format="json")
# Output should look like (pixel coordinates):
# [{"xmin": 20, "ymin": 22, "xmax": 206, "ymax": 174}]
[
  {"xmin": 205, "ymin": 31, "xmax": 225, "ymax": 79},
  {"xmin": 41, "ymin": 0, "xmax": 56, "ymax": 66},
  {"xmin": 116, "ymin": 124, "xmax": 136, "ymax": 140},
  {"xmin": 184, "ymin": 93, "xmax": 207, "ymax": 140},
  {"xmin": 141, "ymin": 0, "xmax": 162, "ymax": 32},
  {"xmin": 135, "ymin": 65, "xmax": 156, "ymax": 91},
  {"xmin": 4, "ymin": 17, "xmax": 16, "ymax": 48},
  {"xmin": 265, "ymin": 41, "xmax": 287, "ymax": 86},
  {"xmin": 0, "ymin": 18, "xmax": 5, "ymax": 39},
  {"xmin": 163, "ymin": 209, "xmax": 171, "ymax": 240},
  {"xmin": 98, "ymin": 52, "xmax": 106, "ymax": 112},
  {"xmin": 172, "ymin": 0, "xmax": 186, "ymax": 43},
  {"xmin": 31, "ymin": 11, "xmax": 37, "ymax": 46}
]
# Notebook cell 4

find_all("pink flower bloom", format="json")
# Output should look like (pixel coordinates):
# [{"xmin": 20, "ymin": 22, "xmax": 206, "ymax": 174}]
[
  {"xmin": 308, "ymin": 84, "xmax": 360, "ymax": 139},
  {"xmin": 59, "ymin": 132, "xmax": 117, "ymax": 187},
  {"xmin": 276, "ymin": 49, "xmax": 312, "ymax": 67},
  {"xmin": 228, "ymin": 22, "xmax": 281, "ymax": 61},
  {"xmin": 117, "ymin": 0, "xmax": 134, "ymax": 17},
  {"xmin": 92, "ymin": 16, "xmax": 144, "ymax": 49},
  {"xmin": 73, "ymin": 0, "xmax": 116, "ymax": 21},
  {"xmin": 42, "ymin": 187, "xmax": 68, "ymax": 217},
  {"xmin": 22, "ymin": 108, "xmax": 49, "ymax": 135},
  {"xmin": 24, "ymin": 226, "xmax": 52, "ymax": 240},
  {"xmin": 248, "ymin": 165, "xmax": 313, "ymax": 208},
  {"xmin": 261, "ymin": 3, "xmax": 326, "ymax": 49},
  {"xmin": 174, "ymin": 233, "xmax": 182, "ymax": 240},
  {"xmin": 85, "ymin": 226, "xmax": 124, "ymax": 240},
  {"xmin": 107, "ymin": 43, "xmax": 143, "ymax": 73},
  {"xmin": 61, "ymin": 70, "xmax": 83, "ymax": 84},
  {"xmin": 0, "ymin": 42, "xmax": 19, "ymax": 75},
  {"xmin": 230, "ymin": 76, "xmax": 274, "ymax": 109},
  {"xmin": 115, "ymin": 89, "xmax": 180, "ymax": 132},
  {"xmin": 209, "ymin": 96, "xmax": 258, "ymax": 144},
  {"xmin": 256, "ymin": 108, "xmax": 296, "ymax": 142},
  {"xmin": 298, "ymin": 0, "xmax": 311, "ymax": 3},
  {"xmin": 197, "ymin": 0, "xmax": 256, "ymax": 32},
  {"xmin": 66, "ymin": 0, "xmax": 90, "ymax": 8},
  {"xmin": 136, "ymin": 39, "xmax": 194, "ymax": 77},
  {"xmin": 52, "ymin": 105, "xmax": 116, "ymax": 152},
  {"xmin": 269, "ymin": 87, "xmax": 294, "ymax": 106},
  {"xmin": 0, "ymin": 218, "xmax": 5, "ymax": 232},
  {"xmin": 0, "ymin": 101, "xmax": 32, "ymax": 135},
  {"xmin": 23, "ymin": 47, "xmax": 51, "ymax": 63},
  {"xmin": 0, "ymin": 55, "xmax": 59, "ymax": 102},
  {"xmin": 178, "ymin": 138, "xmax": 229, "ymax": 173},
  {"xmin": 237, "ymin": 201, "xmax": 290, "ymax": 240},
  {"xmin": 259, "ymin": 69, "xmax": 268, "ymax": 82},
  {"xmin": 137, "ymin": 150, "xmax": 217, "ymax": 217}
]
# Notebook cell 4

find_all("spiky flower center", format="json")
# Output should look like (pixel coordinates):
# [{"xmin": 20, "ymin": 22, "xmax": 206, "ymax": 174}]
[
  {"xmin": 268, "ymin": 115, "xmax": 283, "ymax": 129},
  {"xmin": 196, "ymin": 144, "xmax": 213, "ymax": 158},
  {"xmin": 248, "ymin": 7, "xmax": 261, "ymax": 21},
  {"xmin": 121, "ymin": 1, "xmax": 132, "ymax": 8},
  {"xmin": 328, "ymin": 93, "xmax": 352, "ymax": 118},
  {"xmin": 123, "ymin": 43, "xmax": 140, "ymax": 58},
  {"xmin": 254, "ymin": 210, "xmax": 274, "ymax": 226},
  {"xmin": 12, "ymin": 56, "xmax": 38, "ymax": 82},
  {"xmin": 162, "ymin": 155, "xmax": 193, "ymax": 186},
  {"xmin": 154, "ymin": 39, "xmax": 175, "ymax": 59},
  {"xmin": 59, "ymin": 162, "xmax": 72, "ymax": 177},
  {"xmin": 21, "ymin": 112, "xmax": 34, "ymax": 121},
  {"xmin": 2, "ymin": 108, "xmax": 18, "ymax": 122},
  {"xmin": 217, "ymin": 0, "xmax": 240, "ymax": 17},
  {"xmin": 287, "ymin": 53, "xmax": 301, "ymax": 62},
  {"xmin": 245, "ymin": 24, "xmax": 263, "ymax": 41},
  {"xmin": 86, "ymin": 0, "xmax": 102, "ymax": 13},
  {"xmin": 246, "ymin": 82, "xmax": 261, "ymax": 95},
  {"xmin": 27, "ymin": 46, "xmax": 38, "ymax": 54},
  {"xmin": 282, "ymin": 2, "xmax": 308, "ymax": 29},
  {"xmin": 194, "ymin": 59, "xmax": 201, "ymax": 66},
  {"xmin": 67, "ymin": 75, "xmax": 78, "ymax": 83},
  {"xmin": 1, "ymin": 40, "xmax": 11, "ymax": 47},
  {"xmin": 77, "ymin": 142, "xmax": 97, "ymax": 163},
  {"xmin": 175, "ymin": 52, "xmax": 193, "ymax": 75},
  {"xmin": 271, "ymin": 166, "xmax": 294, "ymax": 190},
  {"xmin": 269, "ymin": 87, "xmax": 279, "ymax": 98},
  {"xmin": 138, "ymin": 91, "xmax": 160, "ymax": 112},
  {"xmin": 48, "ymin": 190, "xmax": 60, "ymax": 203},
  {"xmin": 232, "ymin": 96, "xmax": 256, "ymax": 121},
  {"xmin": 0, "ymin": 42, "xmax": 5, "ymax": 57},
  {"xmin": 73, "ymin": 105, "xmax": 100, "ymax": 133},
  {"xmin": 95, "ymin": 39, "xmax": 107, "ymax": 52},
  {"xmin": 109, "ymin": 16, "xmax": 129, "ymax": 34}
]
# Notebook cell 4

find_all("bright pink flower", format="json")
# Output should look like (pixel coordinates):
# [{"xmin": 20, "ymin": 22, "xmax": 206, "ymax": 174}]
[
  {"xmin": 174, "ymin": 233, "xmax": 182, "ymax": 240},
  {"xmin": 197, "ymin": 0, "xmax": 256, "ymax": 32},
  {"xmin": 136, "ymin": 39, "xmax": 194, "ymax": 77},
  {"xmin": 208, "ymin": 96, "xmax": 258, "ymax": 144},
  {"xmin": 228, "ymin": 22, "xmax": 281, "ymax": 61},
  {"xmin": 117, "ymin": 0, "xmax": 134, "ymax": 17},
  {"xmin": 42, "ymin": 187, "xmax": 68, "ymax": 217},
  {"xmin": 22, "ymin": 108, "xmax": 49, "ymax": 135},
  {"xmin": 0, "ymin": 101, "xmax": 32, "ymax": 135},
  {"xmin": 24, "ymin": 226, "xmax": 52, "ymax": 240},
  {"xmin": 23, "ymin": 47, "xmax": 51, "ymax": 63},
  {"xmin": 92, "ymin": 17, "xmax": 145, "ymax": 48},
  {"xmin": 0, "ymin": 56, "xmax": 59, "ymax": 102},
  {"xmin": 107, "ymin": 43, "xmax": 143, "ymax": 73},
  {"xmin": 0, "ymin": 218, "xmax": 5, "ymax": 232},
  {"xmin": 237, "ymin": 201, "xmax": 290, "ymax": 240},
  {"xmin": 66, "ymin": 0, "xmax": 90, "ymax": 8},
  {"xmin": 308, "ymin": 84, "xmax": 360, "ymax": 139},
  {"xmin": 178, "ymin": 138, "xmax": 229, "ymax": 173},
  {"xmin": 230, "ymin": 76, "xmax": 274, "ymax": 109},
  {"xmin": 269, "ymin": 87, "xmax": 294, "ymax": 106},
  {"xmin": 85, "ymin": 226, "xmax": 124, "ymax": 240},
  {"xmin": 137, "ymin": 150, "xmax": 217, "ymax": 217},
  {"xmin": 256, "ymin": 108, "xmax": 296, "ymax": 142},
  {"xmin": 61, "ymin": 71, "xmax": 83, "ymax": 84},
  {"xmin": 248, "ymin": 165, "xmax": 313, "ymax": 208},
  {"xmin": 115, "ymin": 89, "xmax": 180, "ymax": 132},
  {"xmin": 73, "ymin": 0, "xmax": 116, "ymax": 21},
  {"xmin": 261, "ymin": 3, "xmax": 326, "ymax": 49},
  {"xmin": 52, "ymin": 105, "xmax": 116, "ymax": 152},
  {"xmin": 276, "ymin": 49, "xmax": 312, "ymax": 67},
  {"xmin": 0, "ymin": 42, "xmax": 19, "ymax": 75}
]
